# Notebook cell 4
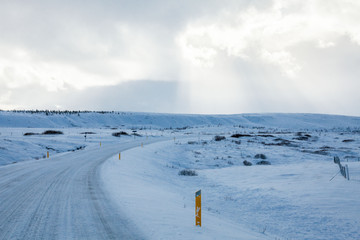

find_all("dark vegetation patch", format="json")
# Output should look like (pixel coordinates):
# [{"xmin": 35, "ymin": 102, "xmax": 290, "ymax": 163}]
[
  {"xmin": 257, "ymin": 134, "xmax": 275, "ymax": 138},
  {"xmin": 254, "ymin": 154, "xmax": 267, "ymax": 159},
  {"xmin": 176, "ymin": 126, "xmax": 190, "ymax": 130},
  {"xmin": 313, "ymin": 150, "xmax": 329, "ymax": 155},
  {"xmin": 214, "ymin": 135, "xmax": 226, "ymax": 141},
  {"xmin": 243, "ymin": 160, "xmax": 252, "ymax": 166},
  {"xmin": 132, "ymin": 133, "xmax": 142, "ymax": 137},
  {"xmin": 112, "ymin": 131, "xmax": 130, "ymax": 137},
  {"xmin": 293, "ymin": 132, "xmax": 312, "ymax": 141},
  {"xmin": 232, "ymin": 140, "xmax": 241, "ymax": 145},
  {"xmin": 293, "ymin": 136, "xmax": 309, "ymax": 141},
  {"xmin": 262, "ymin": 138, "xmax": 298, "ymax": 147},
  {"xmin": 256, "ymin": 160, "xmax": 271, "ymax": 165},
  {"xmin": 320, "ymin": 146, "xmax": 333, "ymax": 150},
  {"xmin": 80, "ymin": 132, "xmax": 96, "ymax": 134},
  {"xmin": 302, "ymin": 149, "xmax": 328, "ymax": 155},
  {"xmin": 178, "ymin": 169, "xmax": 198, "ymax": 176},
  {"xmin": 231, "ymin": 133, "xmax": 252, "ymax": 138},
  {"xmin": 188, "ymin": 140, "xmax": 207, "ymax": 145},
  {"xmin": 71, "ymin": 146, "xmax": 85, "ymax": 151},
  {"xmin": 343, "ymin": 139, "xmax": 355, "ymax": 143},
  {"xmin": 24, "ymin": 132, "xmax": 39, "ymax": 136},
  {"xmin": 42, "ymin": 130, "xmax": 63, "ymax": 135}
]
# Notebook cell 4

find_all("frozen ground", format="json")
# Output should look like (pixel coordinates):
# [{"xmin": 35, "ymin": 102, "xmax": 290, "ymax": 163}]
[
  {"xmin": 0, "ymin": 112, "xmax": 360, "ymax": 239},
  {"xmin": 102, "ymin": 129, "xmax": 360, "ymax": 240}
]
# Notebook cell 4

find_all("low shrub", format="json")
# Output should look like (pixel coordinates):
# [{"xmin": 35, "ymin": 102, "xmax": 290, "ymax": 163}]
[
  {"xmin": 243, "ymin": 160, "xmax": 252, "ymax": 166},
  {"xmin": 24, "ymin": 132, "xmax": 39, "ymax": 136},
  {"xmin": 214, "ymin": 135, "xmax": 226, "ymax": 141},
  {"xmin": 112, "ymin": 131, "xmax": 129, "ymax": 137},
  {"xmin": 257, "ymin": 134, "xmax": 275, "ymax": 138},
  {"xmin": 178, "ymin": 169, "xmax": 198, "ymax": 176},
  {"xmin": 42, "ymin": 130, "xmax": 63, "ymax": 135},
  {"xmin": 231, "ymin": 134, "xmax": 251, "ymax": 138},
  {"xmin": 256, "ymin": 160, "xmax": 271, "ymax": 165}
]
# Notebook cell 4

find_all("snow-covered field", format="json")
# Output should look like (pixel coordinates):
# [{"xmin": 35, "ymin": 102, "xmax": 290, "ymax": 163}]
[
  {"xmin": 102, "ymin": 128, "xmax": 360, "ymax": 240},
  {"xmin": 1, "ymin": 111, "xmax": 360, "ymax": 239}
]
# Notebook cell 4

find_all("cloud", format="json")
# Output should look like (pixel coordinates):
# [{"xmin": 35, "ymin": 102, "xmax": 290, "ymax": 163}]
[
  {"xmin": 0, "ymin": 80, "xmax": 183, "ymax": 113},
  {"xmin": 0, "ymin": 0, "xmax": 360, "ymax": 115},
  {"xmin": 176, "ymin": 0, "xmax": 360, "ymax": 77},
  {"xmin": 174, "ymin": 0, "xmax": 360, "ymax": 115}
]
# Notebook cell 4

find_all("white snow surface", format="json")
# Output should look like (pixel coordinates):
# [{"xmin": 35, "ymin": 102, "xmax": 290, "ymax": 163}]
[
  {"xmin": 102, "ymin": 136, "xmax": 360, "ymax": 240},
  {"xmin": 1, "ymin": 111, "xmax": 360, "ymax": 129},
  {"xmin": 1, "ymin": 112, "xmax": 360, "ymax": 239}
]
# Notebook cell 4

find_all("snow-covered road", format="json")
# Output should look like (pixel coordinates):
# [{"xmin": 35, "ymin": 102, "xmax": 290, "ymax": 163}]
[{"xmin": 0, "ymin": 140, "xmax": 152, "ymax": 239}]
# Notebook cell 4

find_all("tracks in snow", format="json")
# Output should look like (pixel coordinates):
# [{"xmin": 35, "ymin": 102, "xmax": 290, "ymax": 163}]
[{"xmin": 0, "ymin": 140, "xmax": 156, "ymax": 239}]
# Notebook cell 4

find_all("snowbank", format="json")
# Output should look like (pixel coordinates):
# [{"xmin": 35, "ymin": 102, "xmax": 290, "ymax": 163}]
[{"xmin": 101, "ymin": 140, "xmax": 271, "ymax": 240}]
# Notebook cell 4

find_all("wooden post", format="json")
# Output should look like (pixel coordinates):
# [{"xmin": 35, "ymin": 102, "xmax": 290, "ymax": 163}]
[{"xmin": 195, "ymin": 190, "xmax": 201, "ymax": 227}]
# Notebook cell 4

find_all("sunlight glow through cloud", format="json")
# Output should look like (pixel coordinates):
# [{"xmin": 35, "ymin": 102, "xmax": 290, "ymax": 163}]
[{"xmin": 0, "ymin": 0, "xmax": 360, "ymax": 115}]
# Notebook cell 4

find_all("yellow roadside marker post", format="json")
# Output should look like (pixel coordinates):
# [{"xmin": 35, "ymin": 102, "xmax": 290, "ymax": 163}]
[
  {"xmin": 141, "ymin": 142, "xmax": 143, "ymax": 148},
  {"xmin": 195, "ymin": 190, "xmax": 201, "ymax": 227},
  {"xmin": 100, "ymin": 141, "xmax": 101, "ymax": 147},
  {"xmin": 47, "ymin": 151, "xmax": 49, "ymax": 159},
  {"xmin": 119, "ymin": 153, "xmax": 121, "ymax": 160}
]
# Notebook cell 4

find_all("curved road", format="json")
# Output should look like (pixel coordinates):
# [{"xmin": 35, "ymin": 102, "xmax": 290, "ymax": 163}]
[{"xmin": 0, "ymin": 140, "xmax": 150, "ymax": 239}]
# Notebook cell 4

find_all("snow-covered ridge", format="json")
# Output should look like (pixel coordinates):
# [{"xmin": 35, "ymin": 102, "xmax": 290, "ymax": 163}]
[{"xmin": 1, "ymin": 111, "xmax": 360, "ymax": 130}]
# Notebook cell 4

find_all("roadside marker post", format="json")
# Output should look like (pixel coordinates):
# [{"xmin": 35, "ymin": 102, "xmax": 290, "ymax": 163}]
[
  {"xmin": 195, "ymin": 190, "xmax": 201, "ymax": 227},
  {"xmin": 119, "ymin": 153, "xmax": 121, "ymax": 160},
  {"xmin": 100, "ymin": 141, "xmax": 101, "ymax": 147},
  {"xmin": 141, "ymin": 142, "xmax": 143, "ymax": 148},
  {"xmin": 47, "ymin": 151, "xmax": 49, "ymax": 159}
]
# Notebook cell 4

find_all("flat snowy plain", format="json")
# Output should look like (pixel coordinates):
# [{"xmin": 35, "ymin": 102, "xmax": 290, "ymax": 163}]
[{"xmin": 0, "ymin": 111, "xmax": 360, "ymax": 239}]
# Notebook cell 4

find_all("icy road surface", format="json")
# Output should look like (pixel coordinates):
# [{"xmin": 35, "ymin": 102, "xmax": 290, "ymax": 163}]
[{"xmin": 0, "ymin": 140, "xmax": 152, "ymax": 239}]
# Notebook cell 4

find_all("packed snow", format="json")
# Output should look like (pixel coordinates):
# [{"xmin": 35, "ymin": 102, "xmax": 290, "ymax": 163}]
[{"xmin": 1, "ymin": 111, "xmax": 360, "ymax": 239}]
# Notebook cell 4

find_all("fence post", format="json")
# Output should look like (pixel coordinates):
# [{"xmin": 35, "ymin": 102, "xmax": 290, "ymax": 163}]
[{"xmin": 345, "ymin": 164, "xmax": 350, "ymax": 180}]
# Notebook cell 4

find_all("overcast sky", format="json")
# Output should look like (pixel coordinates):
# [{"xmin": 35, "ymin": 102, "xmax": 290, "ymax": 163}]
[{"xmin": 1, "ymin": 0, "xmax": 360, "ymax": 115}]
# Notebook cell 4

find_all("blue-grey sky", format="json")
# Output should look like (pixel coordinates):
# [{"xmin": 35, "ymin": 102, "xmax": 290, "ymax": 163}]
[{"xmin": 1, "ymin": 0, "xmax": 360, "ymax": 115}]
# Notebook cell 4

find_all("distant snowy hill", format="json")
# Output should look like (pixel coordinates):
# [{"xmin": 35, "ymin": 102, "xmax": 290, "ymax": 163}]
[{"xmin": 0, "ymin": 111, "xmax": 360, "ymax": 130}]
